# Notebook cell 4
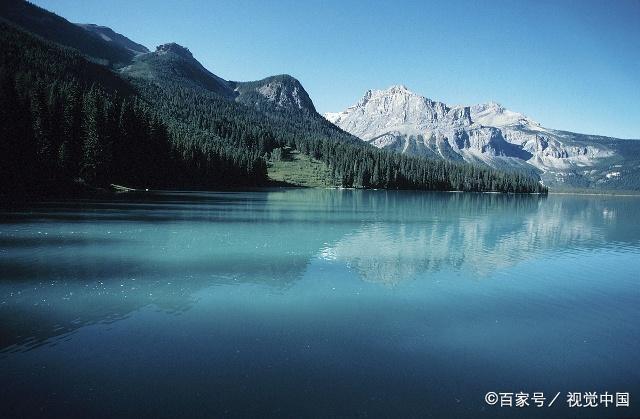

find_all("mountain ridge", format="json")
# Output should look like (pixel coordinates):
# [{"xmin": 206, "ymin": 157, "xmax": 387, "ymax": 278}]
[
  {"xmin": 121, "ymin": 43, "xmax": 317, "ymax": 115},
  {"xmin": 325, "ymin": 85, "xmax": 640, "ymax": 190},
  {"xmin": 0, "ymin": 2, "xmax": 547, "ymax": 197},
  {"xmin": 0, "ymin": 0, "xmax": 134, "ymax": 66},
  {"xmin": 76, "ymin": 23, "xmax": 149, "ymax": 55}
]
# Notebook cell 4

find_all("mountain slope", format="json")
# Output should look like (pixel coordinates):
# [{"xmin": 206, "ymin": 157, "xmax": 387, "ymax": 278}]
[
  {"xmin": 77, "ymin": 23, "xmax": 149, "ymax": 55},
  {"xmin": 120, "ymin": 43, "xmax": 545, "ymax": 193},
  {"xmin": 0, "ymin": 20, "xmax": 168, "ymax": 199},
  {"xmin": 231, "ymin": 75, "xmax": 317, "ymax": 114},
  {"xmin": 326, "ymin": 86, "xmax": 640, "ymax": 190},
  {"xmin": 119, "ymin": 42, "xmax": 353, "ymax": 150},
  {"xmin": 0, "ymin": 20, "xmax": 271, "ymax": 202},
  {"xmin": 0, "ymin": 0, "xmax": 134, "ymax": 67},
  {"xmin": 121, "ymin": 43, "xmax": 234, "ymax": 97},
  {"xmin": 1, "ymin": 2, "xmax": 545, "ymax": 194},
  {"xmin": 123, "ymin": 45, "xmax": 318, "ymax": 114}
]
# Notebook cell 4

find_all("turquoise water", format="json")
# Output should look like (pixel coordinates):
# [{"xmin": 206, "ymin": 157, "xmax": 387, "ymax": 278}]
[{"xmin": 1, "ymin": 189, "xmax": 639, "ymax": 418}]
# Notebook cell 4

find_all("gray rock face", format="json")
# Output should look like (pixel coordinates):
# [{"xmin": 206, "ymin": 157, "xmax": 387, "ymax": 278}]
[
  {"xmin": 326, "ymin": 86, "xmax": 640, "ymax": 190},
  {"xmin": 122, "ymin": 42, "xmax": 316, "ymax": 115},
  {"xmin": 155, "ymin": 43, "xmax": 193, "ymax": 59},
  {"xmin": 231, "ymin": 75, "xmax": 317, "ymax": 113}
]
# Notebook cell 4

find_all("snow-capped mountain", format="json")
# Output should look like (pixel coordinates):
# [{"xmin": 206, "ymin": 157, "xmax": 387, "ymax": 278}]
[{"xmin": 326, "ymin": 85, "xmax": 640, "ymax": 190}]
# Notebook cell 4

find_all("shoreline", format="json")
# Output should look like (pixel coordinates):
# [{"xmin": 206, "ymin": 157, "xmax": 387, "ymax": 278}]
[
  {"xmin": 547, "ymin": 191, "xmax": 640, "ymax": 197},
  {"xmin": 4, "ymin": 184, "xmax": 640, "ymax": 208}
]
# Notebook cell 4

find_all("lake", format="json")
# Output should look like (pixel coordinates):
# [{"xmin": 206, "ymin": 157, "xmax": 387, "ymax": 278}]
[{"xmin": 1, "ymin": 189, "xmax": 639, "ymax": 418}]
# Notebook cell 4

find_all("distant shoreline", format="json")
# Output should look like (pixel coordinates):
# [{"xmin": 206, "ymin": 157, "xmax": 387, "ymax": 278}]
[
  {"xmin": 547, "ymin": 191, "xmax": 640, "ymax": 197},
  {"xmin": 4, "ymin": 184, "xmax": 640, "ymax": 208}
]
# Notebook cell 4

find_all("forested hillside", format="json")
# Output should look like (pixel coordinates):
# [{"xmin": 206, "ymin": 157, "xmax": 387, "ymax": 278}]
[
  {"xmin": 123, "ymin": 45, "xmax": 546, "ymax": 193},
  {"xmin": 0, "ymin": 21, "xmax": 266, "ymax": 201},
  {"xmin": 0, "ymin": 1, "xmax": 547, "ymax": 200},
  {"xmin": 0, "ymin": 0, "xmax": 134, "ymax": 66}
]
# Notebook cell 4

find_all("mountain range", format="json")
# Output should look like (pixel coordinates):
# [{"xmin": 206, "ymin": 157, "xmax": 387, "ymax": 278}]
[
  {"xmin": 325, "ymin": 85, "xmax": 640, "ymax": 190},
  {"xmin": 119, "ymin": 42, "xmax": 317, "ymax": 114},
  {"xmin": 1, "ymin": 0, "xmax": 631, "ymax": 197}
]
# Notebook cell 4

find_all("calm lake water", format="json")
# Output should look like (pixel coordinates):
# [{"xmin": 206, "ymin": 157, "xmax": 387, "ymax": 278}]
[{"xmin": 1, "ymin": 189, "xmax": 639, "ymax": 418}]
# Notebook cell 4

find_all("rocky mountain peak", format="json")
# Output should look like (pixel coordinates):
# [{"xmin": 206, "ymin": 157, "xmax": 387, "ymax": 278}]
[
  {"xmin": 472, "ymin": 101, "xmax": 504, "ymax": 113},
  {"xmin": 326, "ymin": 85, "xmax": 465, "ymax": 137},
  {"xmin": 155, "ymin": 43, "xmax": 193, "ymax": 59},
  {"xmin": 386, "ymin": 84, "xmax": 412, "ymax": 94},
  {"xmin": 470, "ymin": 101, "xmax": 538, "ymax": 128},
  {"xmin": 231, "ymin": 74, "xmax": 316, "ymax": 113},
  {"xmin": 325, "ymin": 85, "xmax": 631, "ymax": 190}
]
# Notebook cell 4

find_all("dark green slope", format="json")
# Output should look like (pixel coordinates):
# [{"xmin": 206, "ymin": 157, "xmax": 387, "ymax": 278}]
[
  {"xmin": 0, "ymin": 21, "xmax": 169, "ymax": 199},
  {"xmin": 0, "ymin": 0, "xmax": 134, "ymax": 67},
  {"xmin": 1, "ymin": 1, "xmax": 546, "ymax": 195},
  {"xmin": 122, "ymin": 44, "xmax": 545, "ymax": 193},
  {"xmin": 122, "ymin": 46, "xmax": 361, "ymax": 148},
  {"xmin": 0, "ymin": 22, "xmax": 267, "ymax": 202},
  {"xmin": 77, "ymin": 23, "xmax": 149, "ymax": 55},
  {"xmin": 122, "ymin": 43, "xmax": 233, "ymax": 97},
  {"xmin": 120, "ymin": 43, "xmax": 363, "ymax": 153},
  {"xmin": 0, "ymin": 20, "xmax": 133, "ymax": 95}
]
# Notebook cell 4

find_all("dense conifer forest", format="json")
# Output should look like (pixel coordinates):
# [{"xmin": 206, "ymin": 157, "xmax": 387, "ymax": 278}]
[
  {"xmin": 0, "ymin": 21, "xmax": 267, "ymax": 201},
  {"xmin": 133, "ymin": 74, "xmax": 544, "ymax": 193},
  {"xmin": 0, "ymin": 8, "xmax": 547, "ymax": 202}
]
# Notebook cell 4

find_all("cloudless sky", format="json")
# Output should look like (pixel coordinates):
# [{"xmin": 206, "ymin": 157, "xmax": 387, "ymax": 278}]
[{"xmin": 33, "ymin": 0, "xmax": 640, "ymax": 138}]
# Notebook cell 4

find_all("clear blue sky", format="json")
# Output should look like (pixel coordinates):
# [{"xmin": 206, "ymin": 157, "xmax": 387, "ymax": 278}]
[{"xmin": 34, "ymin": 0, "xmax": 640, "ymax": 138}]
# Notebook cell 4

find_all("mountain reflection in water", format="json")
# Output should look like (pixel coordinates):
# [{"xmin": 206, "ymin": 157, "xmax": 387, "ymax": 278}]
[{"xmin": 1, "ymin": 190, "xmax": 638, "ymax": 351}]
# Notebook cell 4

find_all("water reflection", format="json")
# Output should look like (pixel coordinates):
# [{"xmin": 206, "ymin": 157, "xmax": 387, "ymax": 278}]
[
  {"xmin": 1, "ymin": 189, "xmax": 639, "ymax": 351},
  {"xmin": 323, "ymin": 193, "xmax": 640, "ymax": 284}
]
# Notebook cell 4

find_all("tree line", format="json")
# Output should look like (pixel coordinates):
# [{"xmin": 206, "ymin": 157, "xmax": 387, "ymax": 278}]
[
  {"xmin": 1, "ymin": 19, "xmax": 546, "ymax": 202},
  {"xmin": 129, "ymin": 71, "xmax": 546, "ymax": 193},
  {"xmin": 0, "ymin": 21, "xmax": 266, "ymax": 201}
]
